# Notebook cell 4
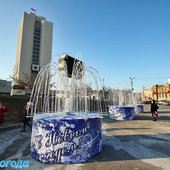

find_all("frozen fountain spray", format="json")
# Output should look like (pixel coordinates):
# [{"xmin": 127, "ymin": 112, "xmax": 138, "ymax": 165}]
[{"xmin": 29, "ymin": 54, "xmax": 103, "ymax": 164}]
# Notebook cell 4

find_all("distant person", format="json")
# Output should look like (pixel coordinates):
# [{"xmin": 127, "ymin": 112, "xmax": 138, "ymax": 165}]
[
  {"xmin": 21, "ymin": 102, "xmax": 33, "ymax": 132},
  {"xmin": 151, "ymin": 100, "xmax": 159, "ymax": 121},
  {"xmin": 0, "ymin": 102, "xmax": 8, "ymax": 124}
]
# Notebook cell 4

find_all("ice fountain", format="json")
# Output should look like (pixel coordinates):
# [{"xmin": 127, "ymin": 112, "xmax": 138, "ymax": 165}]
[
  {"xmin": 109, "ymin": 89, "xmax": 135, "ymax": 120},
  {"xmin": 133, "ymin": 94, "xmax": 143, "ymax": 113},
  {"xmin": 28, "ymin": 54, "xmax": 102, "ymax": 164}
]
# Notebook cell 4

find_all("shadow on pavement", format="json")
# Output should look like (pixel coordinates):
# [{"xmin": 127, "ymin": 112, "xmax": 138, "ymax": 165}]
[
  {"xmin": 135, "ymin": 114, "xmax": 170, "ymax": 120},
  {"xmin": 104, "ymin": 127, "xmax": 150, "ymax": 132},
  {"xmin": 87, "ymin": 133, "xmax": 170, "ymax": 163}
]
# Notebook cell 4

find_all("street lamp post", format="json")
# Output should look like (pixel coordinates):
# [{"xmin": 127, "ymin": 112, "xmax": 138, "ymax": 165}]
[
  {"xmin": 143, "ymin": 86, "xmax": 145, "ymax": 101},
  {"xmin": 129, "ymin": 77, "xmax": 135, "ymax": 105},
  {"xmin": 156, "ymin": 84, "xmax": 158, "ymax": 103},
  {"xmin": 103, "ymin": 78, "xmax": 104, "ymax": 90}
]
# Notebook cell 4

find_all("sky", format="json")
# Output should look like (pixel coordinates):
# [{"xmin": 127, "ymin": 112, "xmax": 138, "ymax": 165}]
[{"xmin": 0, "ymin": 0, "xmax": 170, "ymax": 92}]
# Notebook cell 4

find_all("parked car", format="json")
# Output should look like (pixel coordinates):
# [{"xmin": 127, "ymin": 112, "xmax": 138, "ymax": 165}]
[
  {"xmin": 158, "ymin": 100, "xmax": 170, "ymax": 105},
  {"xmin": 163, "ymin": 101, "xmax": 170, "ymax": 106},
  {"xmin": 141, "ymin": 101, "xmax": 151, "ymax": 104},
  {"xmin": 158, "ymin": 100, "xmax": 164, "ymax": 105}
]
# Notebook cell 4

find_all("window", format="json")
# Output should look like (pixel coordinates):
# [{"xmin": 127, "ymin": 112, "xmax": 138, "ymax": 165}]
[
  {"xmin": 34, "ymin": 44, "xmax": 40, "ymax": 48},
  {"xmin": 32, "ymin": 58, "xmax": 38, "ymax": 63},
  {"xmin": 33, "ymin": 51, "xmax": 39, "ymax": 55},
  {"xmin": 34, "ymin": 32, "xmax": 40, "ymax": 36},
  {"xmin": 34, "ymin": 42, "xmax": 40, "ymax": 46},
  {"xmin": 33, "ymin": 54, "xmax": 39, "ymax": 57},
  {"xmin": 32, "ymin": 20, "xmax": 41, "ymax": 66},
  {"xmin": 33, "ymin": 47, "xmax": 39, "ymax": 51},
  {"xmin": 34, "ymin": 39, "xmax": 40, "ymax": 43},
  {"xmin": 13, "ymin": 85, "xmax": 25, "ymax": 90},
  {"xmin": 32, "ymin": 57, "xmax": 39, "ymax": 61},
  {"xmin": 32, "ymin": 60, "xmax": 39, "ymax": 65},
  {"xmin": 31, "ymin": 72, "xmax": 38, "ymax": 82},
  {"xmin": 34, "ymin": 35, "xmax": 40, "ymax": 39},
  {"xmin": 34, "ymin": 37, "xmax": 40, "ymax": 41},
  {"xmin": 34, "ymin": 29, "xmax": 40, "ymax": 33},
  {"xmin": 32, "ymin": 55, "xmax": 39, "ymax": 59}
]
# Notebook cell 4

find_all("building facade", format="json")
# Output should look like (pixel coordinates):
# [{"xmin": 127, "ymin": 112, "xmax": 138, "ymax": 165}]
[
  {"xmin": 152, "ymin": 84, "xmax": 170, "ymax": 101},
  {"xmin": 14, "ymin": 11, "xmax": 53, "ymax": 83},
  {"xmin": 141, "ymin": 89, "xmax": 152, "ymax": 101},
  {"xmin": 0, "ymin": 80, "xmax": 11, "ymax": 96}
]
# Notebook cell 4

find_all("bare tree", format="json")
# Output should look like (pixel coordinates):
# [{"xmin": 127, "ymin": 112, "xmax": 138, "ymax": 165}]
[
  {"xmin": 10, "ymin": 73, "xmax": 33, "ymax": 89},
  {"xmin": 99, "ymin": 86, "xmax": 112, "ymax": 100}
]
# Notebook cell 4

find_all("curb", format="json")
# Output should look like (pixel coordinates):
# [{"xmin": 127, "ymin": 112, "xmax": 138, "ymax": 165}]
[{"xmin": 0, "ymin": 123, "xmax": 23, "ymax": 132}]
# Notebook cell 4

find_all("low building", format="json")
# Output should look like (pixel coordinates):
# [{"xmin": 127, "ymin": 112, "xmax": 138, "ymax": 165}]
[
  {"xmin": 0, "ymin": 80, "xmax": 12, "ymax": 96},
  {"xmin": 152, "ymin": 84, "xmax": 170, "ymax": 101},
  {"xmin": 134, "ymin": 92, "xmax": 141, "ymax": 104},
  {"xmin": 141, "ymin": 89, "xmax": 152, "ymax": 101},
  {"xmin": 90, "ymin": 90, "xmax": 99, "ymax": 100}
]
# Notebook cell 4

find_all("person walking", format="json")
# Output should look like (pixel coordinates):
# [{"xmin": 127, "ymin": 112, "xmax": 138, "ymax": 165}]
[
  {"xmin": 21, "ymin": 102, "xmax": 33, "ymax": 132},
  {"xmin": 151, "ymin": 100, "xmax": 159, "ymax": 121},
  {"xmin": 0, "ymin": 102, "xmax": 8, "ymax": 124}
]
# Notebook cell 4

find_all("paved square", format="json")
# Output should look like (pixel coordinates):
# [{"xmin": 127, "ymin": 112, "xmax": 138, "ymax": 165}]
[{"xmin": 0, "ymin": 105, "xmax": 170, "ymax": 170}]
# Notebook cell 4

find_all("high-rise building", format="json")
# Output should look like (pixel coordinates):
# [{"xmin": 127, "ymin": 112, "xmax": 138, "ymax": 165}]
[{"xmin": 13, "ymin": 11, "xmax": 53, "ymax": 83}]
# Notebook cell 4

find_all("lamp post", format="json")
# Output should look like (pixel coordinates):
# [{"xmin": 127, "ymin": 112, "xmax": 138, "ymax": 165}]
[
  {"xmin": 129, "ymin": 77, "xmax": 135, "ymax": 105},
  {"xmin": 156, "ymin": 84, "xmax": 158, "ymax": 103},
  {"xmin": 143, "ymin": 86, "xmax": 145, "ymax": 101},
  {"xmin": 103, "ymin": 78, "xmax": 104, "ymax": 90}
]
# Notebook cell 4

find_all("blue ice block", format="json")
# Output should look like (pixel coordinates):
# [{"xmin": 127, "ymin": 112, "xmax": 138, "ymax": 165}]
[
  {"xmin": 109, "ymin": 106, "xmax": 135, "ymax": 120},
  {"xmin": 134, "ymin": 105, "xmax": 144, "ymax": 113},
  {"xmin": 31, "ymin": 113, "xmax": 102, "ymax": 164}
]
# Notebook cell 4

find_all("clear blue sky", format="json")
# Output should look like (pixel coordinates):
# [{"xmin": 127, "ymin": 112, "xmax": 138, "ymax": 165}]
[{"xmin": 0, "ymin": 0, "xmax": 170, "ymax": 92}]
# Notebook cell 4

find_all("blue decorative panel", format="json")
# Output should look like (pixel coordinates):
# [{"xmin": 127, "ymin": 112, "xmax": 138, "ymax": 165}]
[
  {"xmin": 134, "ymin": 105, "xmax": 144, "ymax": 113},
  {"xmin": 31, "ymin": 113, "xmax": 102, "ymax": 164},
  {"xmin": 109, "ymin": 106, "xmax": 135, "ymax": 120}
]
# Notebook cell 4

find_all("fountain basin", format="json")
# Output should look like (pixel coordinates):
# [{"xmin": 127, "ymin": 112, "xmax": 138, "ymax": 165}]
[
  {"xmin": 134, "ymin": 104, "xmax": 144, "ymax": 113},
  {"xmin": 31, "ymin": 113, "xmax": 102, "ymax": 164},
  {"xmin": 109, "ymin": 106, "xmax": 135, "ymax": 120}
]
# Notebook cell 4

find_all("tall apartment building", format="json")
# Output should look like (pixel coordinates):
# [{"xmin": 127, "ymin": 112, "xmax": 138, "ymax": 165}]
[{"xmin": 13, "ymin": 11, "xmax": 53, "ymax": 83}]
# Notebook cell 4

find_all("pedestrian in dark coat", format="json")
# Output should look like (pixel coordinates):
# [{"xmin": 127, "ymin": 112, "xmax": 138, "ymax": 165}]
[
  {"xmin": 21, "ymin": 102, "xmax": 33, "ymax": 132},
  {"xmin": 151, "ymin": 100, "xmax": 159, "ymax": 121}
]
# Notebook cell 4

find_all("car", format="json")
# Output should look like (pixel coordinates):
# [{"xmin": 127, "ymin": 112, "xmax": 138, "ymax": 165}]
[
  {"xmin": 162, "ymin": 101, "xmax": 170, "ymax": 106},
  {"xmin": 141, "ymin": 101, "xmax": 151, "ymax": 104},
  {"xmin": 158, "ymin": 100, "xmax": 164, "ymax": 105},
  {"xmin": 158, "ymin": 100, "xmax": 170, "ymax": 105}
]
